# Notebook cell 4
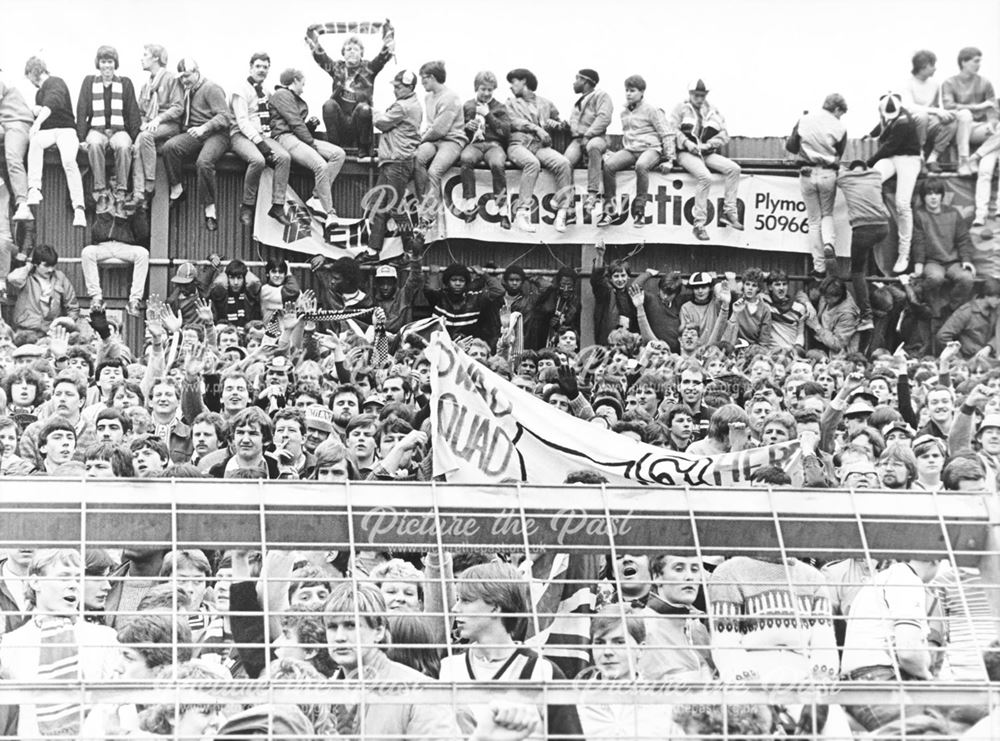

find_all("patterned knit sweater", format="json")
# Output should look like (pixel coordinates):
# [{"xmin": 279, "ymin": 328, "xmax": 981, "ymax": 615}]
[{"xmin": 707, "ymin": 557, "xmax": 839, "ymax": 683}]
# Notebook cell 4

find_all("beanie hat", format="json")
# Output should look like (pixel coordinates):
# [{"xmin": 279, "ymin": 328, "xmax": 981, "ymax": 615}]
[
  {"xmin": 506, "ymin": 68, "xmax": 538, "ymax": 92},
  {"xmin": 304, "ymin": 404, "xmax": 333, "ymax": 432},
  {"xmin": 393, "ymin": 69, "xmax": 417, "ymax": 87},
  {"xmin": 577, "ymin": 68, "xmax": 599, "ymax": 86},
  {"xmin": 879, "ymin": 92, "xmax": 902, "ymax": 121},
  {"xmin": 442, "ymin": 263, "xmax": 471, "ymax": 285},
  {"xmin": 592, "ymin": 393, "xmax": 624, "ymax": 419}
]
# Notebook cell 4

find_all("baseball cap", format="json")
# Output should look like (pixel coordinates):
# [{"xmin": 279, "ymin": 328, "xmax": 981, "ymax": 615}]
[
  {"xmin": 847, "ymin": 390, "xmax": 880, "ymax": 409},
  {"xmin": 304, "ymin": 404, "xmax": 334, "ymax": 432},
  {"xmin": 393, "ymin": 70, "xmax": 417, "ymax": 87},
  {"xmin": 912, "ymin": 434, "xmax": 946, "ymax": 456},
  {"xmin": 171, "ymin": 262, "xmax": 197, "ymax": 284},
  {"xmin": 688, "ymin": 78, "xmax": 709, "ymax": 93},
  {"xmin": 267, "ymin": 356, "xmax": 292, "ymax": 374},
  {"xmin": 363, "ymin": 393, "xmax": 387, "ymax": 410},
  {"xmin": 881, "ymin": 421, "xmax": 915, "ymax": 439},
  {"xmin": 688, "ymin": 271, "xmax": 713, "ymax": 287},
  {"xmin": 978, "ymin": 414, "xmax": 1000, "ymax": 434},
  {"xmin": 844, "ymin": 398, "xmax": 875, "ymax": 418},
  {"xmin": 375, "ymin": 265, "xmax": 398, "ymax": 280}
]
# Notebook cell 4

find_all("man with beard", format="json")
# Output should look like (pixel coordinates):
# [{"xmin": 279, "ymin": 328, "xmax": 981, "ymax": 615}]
[
  {"xmin": 371, "ymin": 259, "xmax": 422, "ymax": 335},
  {"xmin": 190, "ymin": 412, "xmax": 227, "ymax": 471},
  {"xmin": 531, "ymin": 267, "xmax": 580, "ymax": 349},
  {"xmin": 764, "ymin": 269, "xmax": 809, "ymax": 352},
  {"xmin": 329, "ymin": 384, "xmax": 362, "ymax": 441},
  {"xmin": 876, "ymin": 444, "xmax": 919, "ymax": 489},
  {"xmin": 209, "ymin": 407, "xmax": 278, "ymax": 479},
  {"xmin": 639, "ymin": 554, "xmax": 713, "ymax": 681},
  {"xmin": 423, "ymin": 262, "xmax": 504, "ymax": 348}
]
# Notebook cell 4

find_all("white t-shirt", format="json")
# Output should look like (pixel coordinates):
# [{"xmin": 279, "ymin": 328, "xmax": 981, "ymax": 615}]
[
  {"xmin": 902, "ymin": 76, "xmax": 942, "ymax": 112},
  {"xmin": 841, "ymin": 562, "xmax": 929, "ymax": 674}
]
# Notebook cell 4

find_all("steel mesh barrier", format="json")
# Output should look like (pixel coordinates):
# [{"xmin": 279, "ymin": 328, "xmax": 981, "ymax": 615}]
[{"xmin": 0, "ymin": 478, "xmax": 998, "ymax": 739}]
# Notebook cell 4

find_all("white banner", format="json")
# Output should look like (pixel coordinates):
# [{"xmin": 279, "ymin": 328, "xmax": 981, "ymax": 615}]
[
  {"xmin": 435, "ymin": 169, "xmax": 852, "ymax": 255},
  {"xmin": 428, "ymin": 331, "xmax": 802, "ymax": 486},
  {"xmin": 252, "ymin": 169, "xmax": 404, "ymax": 260}
]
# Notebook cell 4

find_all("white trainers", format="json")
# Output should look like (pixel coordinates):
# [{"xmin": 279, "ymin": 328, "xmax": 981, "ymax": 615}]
[
  {"xmin": 892, "ymin": 251, "xmax": 910, "ymax": 274},
  {"xmin": 554, "ymin": 209, "xmax": 568, "ymax": 233},
  {"xmin": 514, "ymin": 209, "xmax": 536, "ymax": 233},
  {"xmin": 13, "ymin": 203, "xmax": 33, "ymax": 221},
  {"xmin": 72, "ymin": 207, "xmax": 87, "ymax": 228},
  {"xmin": 26, "ymin": 188, "xmax": 42, "ymax": 206}
]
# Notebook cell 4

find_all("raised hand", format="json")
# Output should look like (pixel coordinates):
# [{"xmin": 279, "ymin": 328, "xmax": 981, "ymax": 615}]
[
  {"xmin": 280, "ymin": 301, "xmax": 301, "ymax": 331},
  {"xmin": 160, "ymin": 304, "xmax": 182, "ymax": 334},
  {"xmin": 195, "ymin": 298, "xmax": 214, "ymax": 325},
  {"xmin": 628, "ymin": 282, "xmax": 645, "ymax": 308},
  {"xmin": 184, "ymin": 342, "xmax": 206, "ymax": 378},
  {"xmin": 48, "ymin": 324, "xmax": 70, "ymax": 358}
]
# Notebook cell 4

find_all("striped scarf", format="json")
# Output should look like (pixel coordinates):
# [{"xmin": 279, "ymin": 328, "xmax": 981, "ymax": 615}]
[
  {"xmin": 139, "ymin": 68, "xmax": 166, "ymax": 120},
  {"xmin": 247, "ymin": 77, "xmax": 270, "ymax": 135},
  {"xmin": 34, "ymin": 616, "xmax": 82, "ymax": 736},
  {"xmin": 92, "ymin": 79, "xmax": 125, "ymax": 131},
  {"xmin": 299, "ymin": 307, "xmax": 374, "ymax": 323}
]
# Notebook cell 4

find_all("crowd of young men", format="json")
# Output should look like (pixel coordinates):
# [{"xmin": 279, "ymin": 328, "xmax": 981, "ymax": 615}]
[{"xmin": 0, "ymin": 33, "xmax": 999, "ymax": 741}]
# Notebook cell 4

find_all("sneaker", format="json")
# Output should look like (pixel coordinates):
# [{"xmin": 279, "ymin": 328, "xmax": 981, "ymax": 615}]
[
  {"xmin": 958, "ymin": 158, "xmax": 973, "ymax": 177},
  {"xmin": 499, "ymin": 213, "xmax": 511, "ymax": 230},
  {"xmin": 589, "ymin": 201, "xmax": 604, "ymax": 224},
  {"xmin": 26, "ymin": 188, "xmax": 42, "ymax": 206},
  {"xmin": 72, "ymin": 208, "xmax": 87, "ymax": 228},
  {"xmin": 823, "ymin": 244, "xmax": 836, "ymax": 260},
  {"xmin": 692, "ymin": 225, "xmax": 710, "ymax": 241},
  {"xmin": 974, "ymin": 213, "xmax": 987, "ymax": 227},
  {"xmin": 514, "ymin": 209, "xmax": 536, "ymax": 233},
  {"xmin": 126, "ymin": 299, "xmax": 143, "ymax": 317},
  {"xmin": 633, "ymin": 212, "xmax": 645, "ymax": 228},
  {"xmin": 554, "ymin": 209, "xmax": 568, "ymax": 233},
  {"xmin": 95, "ymin": 190, "xmax": 111, "ymax": 212},
  {"xmin": 892, "ymin": 254, "xmax": 910, "ymax": 274},
  {"xmin": 595, "ymin": 212, "xmax": 613, "ymax": 228},
  {"xmin": 925, "ymin": 160, "xmax": 942, "ymax": 174},
  {"xmin": 13, "ymin": 203, "xmax": 33, "ymax": 221},
  {"xmin": 90, "ymin": 297, "xmax": 105, "ymax": 313},
  {"xmin": 857, "ymin": 318, "xmax": 875, "ymax": 332},
  {"xmin": 306, "ymin": 197, "xmax": 326, "ymax": 216},
  {"xmin": 720, "ymin": 209, "xmax": 744, "ymax": 230},
  {"xmin": 969, "ymin": 156, "xmax": 981, "ymax": 174},
  {"xmin": 239, "ymin": 204, "xmax": 254, "ymax": 226}
]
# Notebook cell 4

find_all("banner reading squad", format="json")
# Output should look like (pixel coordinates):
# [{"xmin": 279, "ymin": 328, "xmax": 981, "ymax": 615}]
[
  {"xmin": 427, "ymin": 331, "xmax": 802, "ymax": 486},
  {"xmin": 435, "ymin": 169, "xmax": 853, "ymax": 255}
]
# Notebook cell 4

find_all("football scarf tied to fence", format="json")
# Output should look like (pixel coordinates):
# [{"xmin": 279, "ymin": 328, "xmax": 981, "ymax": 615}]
[{"xmin": 427, "ymin": 330, "xmax": 802, "ymax": 486}]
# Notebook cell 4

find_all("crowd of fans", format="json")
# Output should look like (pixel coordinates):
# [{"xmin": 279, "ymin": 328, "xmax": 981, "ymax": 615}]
[{"xmin": 0, "ymin": 30, "xmax": 999, "ymax": 741}]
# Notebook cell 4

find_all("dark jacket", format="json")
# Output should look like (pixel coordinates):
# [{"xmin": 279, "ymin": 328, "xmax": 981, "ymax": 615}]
[
  {"xmin": 0, "ymin": 560, "xmax": 30, "ymax": 635},
  {"xmin": 532, "ymin": 283, "xmax": 581, "ymax": 350},
  {"xmin": 591, "ymin": 265, "xmax": 638, "ymax": 345},
  {"xmin": 90, "ymin": 208, "xmax": 149, "ymax": 247},
  {"xmin": 636, "ymin": 272, "xmax": 685, "ymax": 352},
  {"xmin": 867, "ymin": 110, "xmax": 921, "ymax": 166},
  {"xmin": 372, "ymin": 258, "xmax": 424, "ymax": 334},
  {"xmin": 424, "ymin": 273, "xmax": 504, "ymax": 346},
  {"xmin": 462, "ymin": 97, "xmax": 511, "ymax": 144},
  {"xmin": 268, "ymin": 86, "xmax": 315, "ymax": 144},
  {"xmin": 209, "ymin": 282, "xmax": 262, "ymax": 327},
  {"xmin": 75, "ymin": 74, "xmax": 142, "ymax": 140},
  {"xmin": 937, "ymin": 297, "xmax": 1000, "ymax": 358},
  {"xmin": 308, "ymin": 30, "xmax": 392, "ymax": 106}
]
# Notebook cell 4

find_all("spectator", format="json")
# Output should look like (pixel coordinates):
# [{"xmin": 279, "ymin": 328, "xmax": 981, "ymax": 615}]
[
  {"xmin": 304, "ymin": 24, "xmax": 394, "ymax": 156},
  {"xmin": 228, "ymin": 52, "xmax": 292, "ymax": 227},
  {"xmin": 505, "ymin": 67, "xmax": 571, "ymax": 233},
  {"xmin": 563, "ymin": 68, "xmax": 613, "ymax": 219},
  {"xmin": 458, "ymin": 71, "xmax": 511, "ymax": 228},
  {"xmin": 941, "ymin": 46, "xmax": 999, "ymax": 177},
  {"xmin": 423, "ymin": 262, "xmax": 503, "ymax": 347},
  {"xmin": 0, "ymin": 68, "xmax": 36, "ymax": 223},
  {"xmin": 599, "ymin": 75, "xmax": 674, "ymax": 229},
  {"xmin": 6, "ymin": 244, "xmax": 78, "ymax": 333},
  {"xmin": 868, "ymin": 92, "xmax": 922, "ymax": 273},
  {"xmin": 83, "ymin": 442, "xmax": 134, "ymax": 478},
  {"xmin": 785, "ymin": 93, "xmax": 848, "ymax": 273},
  {"xmin": 836, "ymin": 160, "xmax": 891, "ymax": 328},
  {"xmin": 414, "ymin": 60, "xmax": 466, "ymax": 229},
  {"xmin": 76, "ymin": 45, "xmax": 141, "ymax": 216},
  {"xmin": 209, "ymin": 259, "xmax": 262, "ymax": 327},
  {"xmin": 80, "ymin": 187, "xmax": 150, "ymax": 316},
  {"xmin": 366, "ymin": 69, "xmax": 422, "ymax": 258},
  {"xmin": 912, "ymin": 179, "xmax": 976, "ymax": 312},
  {"xmin": 269, "ymin": 67, "xmax": 346, "ymax": 240},
  {"xmin": 668, "ymin": 78, "xmax": 742, "ymax": 241},
  {"xmin": 209, "ymin": 407, "xmax": 278, "ymax": 479},
  {"xmin": 130, "ymin": 43, "xmax": 184, "ymax": 205},
  {"xmin": 130, "ymin": 434, "xmax": 168, "ymax": 477},
  {"xmin": 24, "ymin": 56, "xmax": 86, "ymax": 228},
  {"xmin": 937, "ymin": 277, "xmax": 1000, "ymax": 358},
  {"xmin": 901, "ymin": 49, "xmax": 957, "ymax": 173},
  {"xmin": 806, "ymin": 276, "xmax": 860, "ymax": 354},
  {"xmin": 764, "ymin": 269, "xmax": 810, "ymax": 352},
  {"xmin": 160, "ymin": 58, "xmax": 231, "ymax": 231}
]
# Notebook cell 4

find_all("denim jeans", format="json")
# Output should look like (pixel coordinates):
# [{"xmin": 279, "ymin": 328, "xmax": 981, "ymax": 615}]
[
  {"xmin": 912, "ymin": 110, "xmax": 958, "ymax": 156},
  {"xmin": 507, "ymin": 142, "xmax": 572, "ymax": 212},
  {"xmin": 3, "ymin": 120, "xmax": 30, "ymax": 204},
  {"xmin": 602, "ymin": 148, "xmax": 663, "ymax": 215},
  {"xmin": 564, "ymin": 136, "xmax": 608, "ymax": 195},
  {"xmin": 81, "ymin": 240, "xmax": 149, "ymax": 302},
  {"xmin": 677, "ymin": 151, "xmax": 741, "ymax": 226},
  {"xmin": 924, "ymin": 260, "xmax": 975, "ymax": 309},
  {"xmin": 276, "ymin": 134, "xmax": 346, "ymax": 214},
  {"xmin": 161, "ymin": 130, "xmax": 230, "ymax": 206},
  {"xmin": 229, "ymin": 133, "xmax": 292, "ymax": 206},
  {"xmin": 800, "ymin": 167, "xmax": 838, "ymax": 271},
  {"xmin": 132, "ymin": 121, "xmax": 180, "ymax": 196},
  {"xmin": 415, "ymin": 140, "xmax": 463, "ymax": 221},
  {"xmin": 873, "ymin": 154, "xmax": 921, "ymax": 256},
  {"xmin": 955, "ymin": 109, "xmax": 997, "ymax": 158},
  {"xmin": 28, "ymin": 127, "xmax": 85, "ymax": 209},
  {"xmin": 975, "ymin": 150, "xmax": 1000, "ymax": 221},
  {"xmin": 460, "ymin": 141, "xmax": 507, "ymax": 205},
  {"xmin": 847, "ymin": 223, "xmax": 889, "ymax": 322},
  {"xmin": 367, "ymin": 159, "xmax": 416, "ymax": 254},
  {"xmin": 843, "ymin": 665, "xmax": 924, "ymax": 732},
  {"xmin": 85, "ymin": 128, "xmax": 133, "ymax": 193},
  {"xmin": 322, "ymin": 98, "xmax": 373, "ymax": 152}
]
